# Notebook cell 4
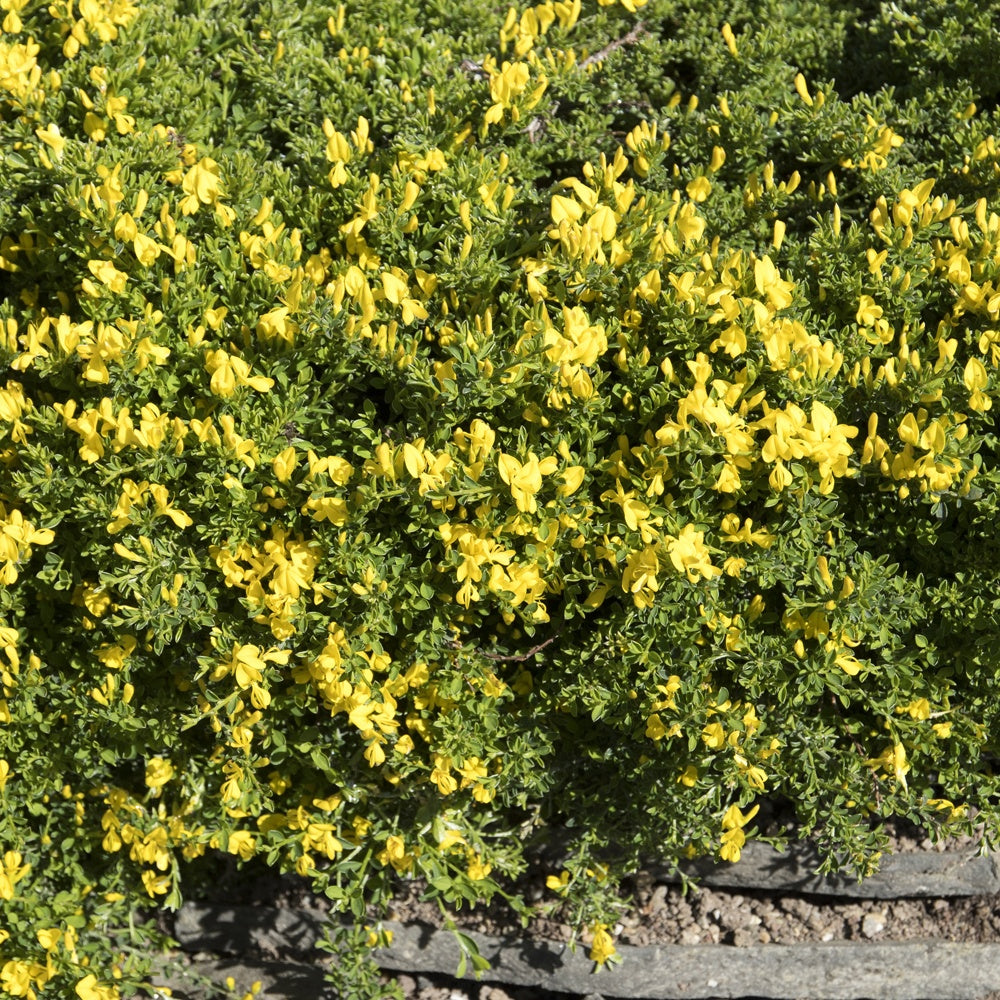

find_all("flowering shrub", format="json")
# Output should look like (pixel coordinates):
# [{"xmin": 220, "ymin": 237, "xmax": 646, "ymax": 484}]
[{"xmin": 3, "ymin": 0, "xmax": 1000, "ymax": 995}]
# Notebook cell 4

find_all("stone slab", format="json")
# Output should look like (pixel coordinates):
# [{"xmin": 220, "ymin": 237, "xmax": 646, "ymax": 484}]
[
  {"xmin": 173, "ymin": 906, "xmax": 1000, "ymax": 999},
  {"xmin": 152, "ymin": 954, "xmax": 330, "ymax": 1000},
  {"xmin": 658, "ymin": 841, "xmax": 1000, "ymax": 898},
  {"xmin": 174, "ymin": 903, "xmax": 326, "ymax": 954},
  {"xmin": 376, "ymin": 922, "xmax": 1000, "ymax": 999}
]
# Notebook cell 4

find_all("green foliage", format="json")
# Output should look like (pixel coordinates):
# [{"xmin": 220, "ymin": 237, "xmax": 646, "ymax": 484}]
[{"xmin": 3, "ymin": 0, "xmax": 1000, "ymax": 995}]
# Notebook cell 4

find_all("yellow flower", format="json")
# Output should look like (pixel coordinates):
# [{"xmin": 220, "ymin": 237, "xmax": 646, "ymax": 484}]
[
  {"xmin": 588, "ymin": 922, "xmax": 617, "ymax": 965},
  {"xmin": 86, "ymin": 259, "xmax": 128, "ymax": 294},
  {"xmin": 36, "ymin": 927, "xmax": 60, "ymax": 951},
  {"xmin": 35, "ymin": 123, "xmax": 66, "ymax": 158},
  {"xmin": 466, "ymin": 852, "xmax": 492, "ymax": 881},
  {"xmin": 0, "ymin": 850, "xmax": 30, "ymax": 899},
  {"xmin": 179, "ymin": 157, "xmax": 223, "ymax": 214},
  {"xmin": 900, "ymin": 698, "xmax": 931, "ymax": 720},
  {"xmin": 926, "ymin": 798, "xmax": 965, "ymax": 821},
  {"xmin": 133, "ymin": 232, "xmax": 162, "ymax": 266},
  {"xmin": 141, "ymin": 869, "xmax": 170, "ymax": 896},
  {"xmin": 666, "ymin": 524, "xmax": 720, "ymax": 582},
  {"xmin": 722, "ymin": 556, "xmax": 746, "ymax": 577},
  {"xmin": 719, "ymin": 826, "xmax": 745, "ymax": 862},
  {"xmin": 497, "ymin": 451, "xmax": 558, "ymax": 513},
  {"xmin": 701, "ymin": 722, "xmax": 725, "ymax": 749},
  {"xmin": 216, "ymin": 643, "xmax": 290, "ymax": 689},
  {"xmin": 865, "ymin": 742, "xmax": 909, "ymax": 791},
  {"xmin": 75, "ymin": 974, "xmax": 120, "ymax": 1000},
  {"xmin": 718, "ymin": 802, "xmax": 760, "ymax": 862},
  {"xmin": 437, "ymin": 828, "xmax": 466, "ymax": 852},
  {"xmin": 429, "ymin": 754, "xmax": 458, "ymax": 795},
  {"xmin": 602, "ymin": 479, "xmax": 655, "ymax": 537},
  {"xmin": 722, "ymin": 802, "xmax": 760, "ymax": 830},
  {"xmin": 204, "ymin": 348, "xmax": 274, "ymax": 396},
  {"xmin": 621, "ymin": 544, "xmax": 660, "ymax": 608},
  {"xmin": 227, "ymin": 830, "xmax": 257, "ymax": 861},
  {"xmin": 377, "ymin": 834, "xmax": 417, "ymax": 874},
  {"xmin": 546, "ymin": 870, "xmax": 570, "ymax": 893},
  {"xmin": 677, "ymin": 765, "xmax": 698, "ymax": 787},
  {"xmin": 686, "ymin": 175, "xmax": 712, "ymax": 202},
  {"xmin": 144, "ymin": 757, "xmax": 174, "ymax": 794},
  {"xmin": 645, "ymin": 713, "xmax": 667, "ymax": 739},
  {"xmin": 3, "ymin": 960, "xmax": 49, "ymax": 1000}
]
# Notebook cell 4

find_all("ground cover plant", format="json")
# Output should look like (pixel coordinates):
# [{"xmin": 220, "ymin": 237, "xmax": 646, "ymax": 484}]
[{"xmin": 3, "ymin": 0, "xmax": 1000, "ymax": 995}]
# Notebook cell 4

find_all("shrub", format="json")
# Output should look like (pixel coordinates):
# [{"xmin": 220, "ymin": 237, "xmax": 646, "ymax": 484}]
[{"xmin": 3, "ymin": 0, "xmax": 1000, "ymax": 995}]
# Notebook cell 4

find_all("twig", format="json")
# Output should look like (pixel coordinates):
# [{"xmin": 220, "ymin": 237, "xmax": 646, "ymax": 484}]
[
  {"xmin": 474, "ymin": 634, "xmax": 558, "ymax": 662},
  {"xmin": 580, "ymin": 21, "xmax": 647, "ymax": 70},
  {"xmin": 459, "ymin": 58, "xmax": 488, "ymax": 80},
  {"xmin": 441, "ymin": 629, "xmax": 562, "ymax": 663}
]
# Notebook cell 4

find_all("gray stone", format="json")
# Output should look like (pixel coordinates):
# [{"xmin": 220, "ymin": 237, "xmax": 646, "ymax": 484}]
[
  {"xmin": 651, "ymin": 841, "xmax": 1000, "ymax": 898},
  {"xmin": 374, "ymin": 922, "xmax": 1000, "ymax": 999},
  {"xmin": 152, "ymin": 954, "xmax": 331, "ymax": 1000},
  {"xmin": 174, "ymin": 903, "xmax": 326, "ymax": 955},
  {"xmin": 170, "ymin": 905, "xmax": 1000, "ymax": 999}
]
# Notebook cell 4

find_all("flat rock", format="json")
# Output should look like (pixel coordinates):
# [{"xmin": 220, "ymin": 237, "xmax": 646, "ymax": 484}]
[
  {"xmin": 151, "ymin": 954, "xmax": 330, "ymax": 1000},
  {"xmin": 375, "ymin": 923, "xmax": 1000, "ymax": 999},
  {"xmin": 656, "ymin": 841, "xmax": 1000, "ymax": 898},
  {"xmin": 172, "ymin": 905, "xmax": 1000, "ymax": 999},
  {"xmin": 174, "ymin": 903, "xmax": 325, "ymax": 954}
]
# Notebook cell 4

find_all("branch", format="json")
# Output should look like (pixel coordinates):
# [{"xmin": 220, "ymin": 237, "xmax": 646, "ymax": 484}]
[
  {"xmin": 474, "ymin": 633, "xmax": 559, "ymax": 663},
  {"xmin": 441, "ymin": 627, "xmax": 562, "ymax": 664},
  {"xmin": 580, "ymin": 21, "xmax": 648, "ymax": 70}
]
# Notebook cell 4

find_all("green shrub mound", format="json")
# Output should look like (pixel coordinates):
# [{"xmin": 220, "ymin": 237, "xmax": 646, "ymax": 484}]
[{"xmin": 3, "ymin": 0, "xmax": 1000, "ymax": 994}]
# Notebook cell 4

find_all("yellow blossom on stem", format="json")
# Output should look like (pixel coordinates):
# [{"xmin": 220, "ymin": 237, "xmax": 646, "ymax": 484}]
[
  {"xmin": 497, "ymin": 451, "xmax": 558, "ymax": 512},
  {"xmin": 377, "ymin": 834, "xmax": 417, "ymax": 874},
  {"xmin": 621, "ymin": 544, "xmax": 660, "ymax": 609},
  {"xmin": 865, "ymin": 742, "xmax": 909, "ymax": 791},
  {"xmin": 666, "ymin": 523, "xmax": 720, "ymax": 582},
  {"xmin": 588, "ymin": 922, "xmax": 617, "ymax": 965},
  {"xmin": 0, "ymin": 850, "xmax": 30, "ymax": 899}
]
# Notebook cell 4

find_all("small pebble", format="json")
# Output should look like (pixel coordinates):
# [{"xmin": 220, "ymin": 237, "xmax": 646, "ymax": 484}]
[
  {"xmin": 861, "ymin": 912, "xmax": 886, "ymax": 938},
  {"xmin": 645, "ymin": 884, "xmax": 668, "ymax": 914},
  {"xmin": 488, "ymin": 988, "xmax": 523, "ymax": 1000}
]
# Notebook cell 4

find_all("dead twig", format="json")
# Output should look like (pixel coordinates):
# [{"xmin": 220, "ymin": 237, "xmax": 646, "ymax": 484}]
[
  {"xmin": 474, "ymin": 633, "xmax": 558, "ymax": 663},
  {"xmin": 580, "ymin": 21, "xmax": 647, "ymax": 70},
  {"xmin": 459, "ymin": 58, "xmax": 488, "ymax": 81},
  {"xmin": 440, "ymin": 628, "xmax": 562, "ymax": 664}
]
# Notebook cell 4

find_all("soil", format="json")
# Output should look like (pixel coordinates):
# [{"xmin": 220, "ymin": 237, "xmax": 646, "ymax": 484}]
[{"xmin": 173, "ymin": 819, "xmax": 1000, "ymax": 999}]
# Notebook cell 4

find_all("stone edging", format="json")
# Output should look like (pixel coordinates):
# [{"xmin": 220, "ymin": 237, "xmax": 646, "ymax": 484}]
[
  {"xmin": 375, "ymin": 921, "xmax": 1000, "ymax": 999},
  {"xmin": 165, "ymin": 845, "xmax": 1000, "ymax": 999},
  {"xmin": 662, "ymin": 840, "xmax": 1000, "ymax": 897},
  {"xmin": 171, "ymin": 899, "xmax": 1000, "ymax": 1000}
]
